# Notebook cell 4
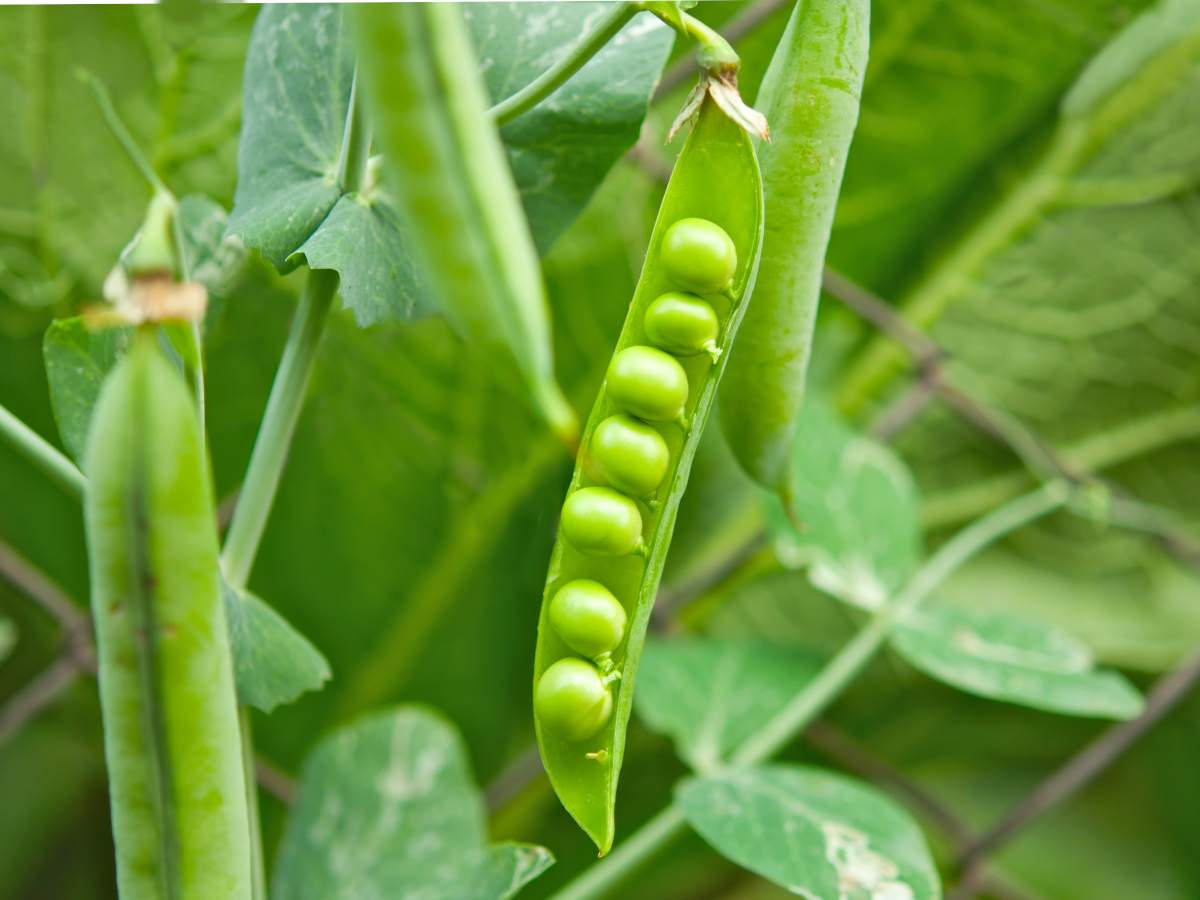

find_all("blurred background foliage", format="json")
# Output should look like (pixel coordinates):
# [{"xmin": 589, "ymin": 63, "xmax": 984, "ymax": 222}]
[{"xmin": 1, "ymin": 2, "xmax": 1198, "ymax": 898}]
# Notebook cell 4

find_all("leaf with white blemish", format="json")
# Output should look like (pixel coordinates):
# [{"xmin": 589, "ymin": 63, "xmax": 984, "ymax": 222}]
[
  {"xmin": 891, "ymin": 605, "xmax": 1144, "ymax": 720},
  {"xmin": 768, "ymin": 398, "xmax": 921, "ymax": 610},
  {"xmin": 272, "ymin": 707, "xmax": 553, "ymax": 900},
  {"xmin": 678, "ymin": 765, "xmax": 941, "ymax": 899}
]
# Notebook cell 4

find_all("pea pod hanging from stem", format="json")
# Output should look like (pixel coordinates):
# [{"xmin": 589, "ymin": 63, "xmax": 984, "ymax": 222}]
[
  {"xmin": 719, "ymin": 0, "xmax": 870, "ymax": 501},
  {"xmin": 533, "ymin": 98, "xmax": 764, "ymax": 854},
  {"xmin": 84, "ymin": 330, "xmax": 251, "ymax": 900},
  {"xmin": 351, "ymin": 3, "xmax": 578, "ymax": 449}
]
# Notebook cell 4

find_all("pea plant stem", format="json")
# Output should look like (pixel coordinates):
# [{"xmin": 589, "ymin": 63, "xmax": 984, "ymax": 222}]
[
  {"xmin": 0, "ymin": 403, "xmax": 85, "ymax": 498},
  {"xmin": 220, "ymin": 268, "xmax": 337, "ymax": 589},
  {"xmin": 489, "ymin": 3, "xmax": 638, "ymax": 127},
  {"xmin": 551, "ymin": 481, "xmax": 1069, "ymax": 900}
]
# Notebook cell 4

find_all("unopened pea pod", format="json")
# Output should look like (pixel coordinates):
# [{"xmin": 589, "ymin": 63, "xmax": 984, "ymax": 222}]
[
  {"xmin": 719, "ymin": 0, "xmax": 869, "ymax": 497},
  {"xmin": 534, "ymin": 98, "xmax": 763, "ymax": 854},
  {"xmin": 352, "ymin": 4, "xmax": 578, "ymax": 447},
  {"xmin": 84, "ymin": 330, "xmax": 251, "ymax": 900}
]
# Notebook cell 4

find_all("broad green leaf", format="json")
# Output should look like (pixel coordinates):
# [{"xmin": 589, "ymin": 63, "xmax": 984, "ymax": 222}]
[
  {"xmin": 838, "ymin": 0, "xmax": 1200, "ymax": 532},
  {"xmin": 272, "ymin": 708, "xmax": 553, "ymax": 900},
  {"xmin": 679, "ymin": 765, "xmax": 941, "ymax": 900},
  {"xmin": 636, "ymin": 637, "xmax": 821, "ymax": 772},
  {"xmin": 892, "ymin": 605, "xmax": 1144, "ymax": 720},
  {"xmin": 469, "ymin": 3, "xmax": 674, "ymax": 253},
  {"xmin": 43, "ymin": 318, "xmax": 132, "ymax": 463},
  {"xmin": 940, "ymin": 543, "xmax": 1200, "ymax": 672},
  {"xmin": 222, "ymin": 581, "xmax": 330, "ymax": 714},
  {"xmin": 177, "ymin": 194, "xmax": 247, "ymax": 295},
  {"xmin": 227, "ymin": 4, "xmax": 671, "ymax": 324},
  {"xmin": 769, "ymin": 398, "xmax": 921, "ymax": 609},
  {"xmin": 0, "ymin": 619, "xmax": 14, "ymax": 663}
]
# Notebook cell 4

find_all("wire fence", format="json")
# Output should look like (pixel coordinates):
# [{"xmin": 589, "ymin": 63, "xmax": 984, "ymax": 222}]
[{"xmin": 2, "ymin": 3, "xmax": 1199, "ymax": 896}]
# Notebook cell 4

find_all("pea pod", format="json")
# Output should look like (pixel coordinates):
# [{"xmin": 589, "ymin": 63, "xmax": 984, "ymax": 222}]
[
  {"xmin": 351, "ymin": 4, "xmax": 578, "ymax": 447},
  {"xmin": 84, "ymin": 331, "xmax": 251, "ymax": 900},
  {"xmin": 719, "ymin": 0, "xmax": 869, "ymax": 497},
  {"xmin": 534, "ymin": 98, "xmax": 763, "ymax": 854}
]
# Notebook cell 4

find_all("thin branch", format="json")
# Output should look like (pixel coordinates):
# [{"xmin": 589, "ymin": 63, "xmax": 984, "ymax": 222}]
[
  {"xmin": 869, "ymin": 375, "xmax": 936, "ymax": 441},
  {"xmin": 485, "ymin": 744, "xmax": 544, "ymax": 813},
  {"xmin": 254, "ymin": 754, "xmax": 298, "ymax": 805},
  {"xmin": 0, "ymin": 657, "xmax": 82, "ymax": 746},
  {"xmin": 952, "ymin": 646, "xmax": 1200, "ymax": 898},
  {"xmin": 0, "ymin": 539, "xmax": 94, "ymax": 670}
]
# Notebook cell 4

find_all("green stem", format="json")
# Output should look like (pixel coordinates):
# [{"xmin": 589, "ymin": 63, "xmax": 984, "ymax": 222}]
[
  {"xmin": 220, "ymin": 268, "xmax": 338, "ymax": 589},
  {"xmin": 0, "ymin": 403, "xmax": 85, "ymax": 498},
  {"xmin": 239, "ymin": 707, "xmax": 266, "ymax": 900},
  {"xmin": 489, "ymin": 3, "xmax": 638, "ymax": 126},
  {"xmin": 552, "ymin": 805, "xmax": 688, "ymax": 900},
  {"xmin": 677, "ymin": 10, "xmax": 741, "ymax": 72},
  {"xmin": 637, "ymin": 3, "xmax": 740, "ymax": 73},
  {"xmin": 79, "ymin": 69, "xmax": 169, "ymax": 195},
  {"xmin": 551, "ymin": 481, "xmax": 1070, "ymax": 900},
  {"xmin": 221, "ymin": 68, "xmax": 370, "ymax": 590}
]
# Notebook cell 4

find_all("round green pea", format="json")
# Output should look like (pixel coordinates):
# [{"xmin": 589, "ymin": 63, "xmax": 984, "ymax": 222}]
[
  {"xmin": 660, "ymin": 218, "xmax": 737, "ymax": 294},
  {"xmin": 586, "ymin": 415, "xmax": 670, "ymax": 497},
  {"xmin": 535, "ymin": 658, "xmax": 614, "ymax": 742},
  {"xmin": 560, "ymin": 487, "xmax": 643, "ymax": 556},
  {"xmin": 549, "ymin": 580, "xmax": 628, "ymax": 659},
  {"xmin": 606, "ymin": 346, "xmax": 689, "ymax": 423},
  {"xmin": 644, "ymin": 292, "xmax": 721, "ymax": 358}
]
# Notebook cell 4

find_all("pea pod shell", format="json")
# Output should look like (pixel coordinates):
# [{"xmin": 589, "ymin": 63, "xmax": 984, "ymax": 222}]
[
  {"xmin": 719, "ymin": 0, "xmax": 869, "ymax": 494},
  {"xmin": 534, "ymin": 99, "xmax": 763, "ymax": 854},
  {"xmin": 352, "ymin": 4, "xmax": 577, "ymax": 446},
  {"xmin": 85, "ymin": 332, "xmax": 251, "ymax": 900}
]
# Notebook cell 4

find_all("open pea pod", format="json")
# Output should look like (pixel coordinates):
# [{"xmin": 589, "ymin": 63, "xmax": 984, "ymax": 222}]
[
  {"xmin": 719, "ymin": 0, "xmax": 869, "ymax": 497},
  {"xmin": 84, "ymin": 331, "xmax": 251, "ymax": 899},
  {"xmin": 533, "ymin": 99, "xmax": 763, "ymax": 854},
  {"xmin": 352, "ymin": 3, "xmax": 577, "ymax": 447}
]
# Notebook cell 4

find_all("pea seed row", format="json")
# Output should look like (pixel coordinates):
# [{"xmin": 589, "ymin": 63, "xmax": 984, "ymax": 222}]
[
  {"xmin": 535, "ymin": 218, "xmax": 737, "ymax": 743},
  {"xmin": 533, "ymin": 98, "xmax": 763, "ymax": 853}
]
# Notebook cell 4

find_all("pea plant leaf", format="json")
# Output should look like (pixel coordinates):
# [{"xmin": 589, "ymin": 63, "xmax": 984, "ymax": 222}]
[
  {"xmin": 636, "ymin": 637, "xmax": 822, "ymax": 772},
  {"xmin": 840, "ymin": 0, "xmax": 1200, "ymax": 535},
  {"xmin": 226, "ymin": 3, "xmax": 671, "ymax": 325},
  {"xmin": 468, "ymin": 3, "xmax": 674, "ymax": 253},
  {"xmin": 891, "ymin": 604, "xmax": 1144, "ymax": 720},
  {"xmin": 44, "ymin": 318, "xmax": 132, "ymax": 463},
  {"xmin": 222, "ymin": 581, "xmax": 330, "ymax": 714},
  {"xmin": 768, "ymin": 398, "xmax": 921, "ymax": 610},
  {"xmin": 678, "ymin": 765, "xmax": 941, "ymax": 900},
  {"xmin": 271, "ymin": 707, "xmax": 553, "ymax": 900}
]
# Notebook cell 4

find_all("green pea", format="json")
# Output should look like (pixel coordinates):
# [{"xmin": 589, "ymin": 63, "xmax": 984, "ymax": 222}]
[
  {"xmin": 534, "ymin": 98, "xmax": 764, "ymax": 854},
  {"xmin": 560, "ymin": 486, "xmax": 645, "ymax": 557},
  {"xmin": 549, "ymin": 580, "xmax": 628, "ymax": 659},
  {"xmin": 606, "ymin": 346, "xmax": 689, "ymax": 423},
  {"xmin": 660, "ymin": 217, "xmax": 737, "ymax": 294},
  {"xmin": 586, "ymin": 415, "xmax": 670, "ymax": 497},
  {"xmin": 644, "ymin": 292, "xmax": 721, "ymax": 360},
  {"xmin": 535, "ymin": 658, "xmax": 614, "ymax": 742}
]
